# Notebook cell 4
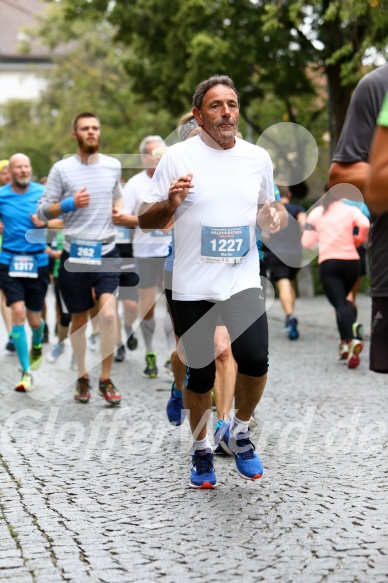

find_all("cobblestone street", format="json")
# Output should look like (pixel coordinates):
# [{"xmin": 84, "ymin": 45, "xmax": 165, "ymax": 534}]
[{"xmin": 0, "ymin": 289, "xmax": 387, "ymax": 582}]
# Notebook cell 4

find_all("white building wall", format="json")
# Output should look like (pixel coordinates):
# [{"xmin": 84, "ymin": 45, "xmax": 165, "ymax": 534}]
[{"xmin": 0, "ymin": 70, "xmax": 49, "ymax": 103}]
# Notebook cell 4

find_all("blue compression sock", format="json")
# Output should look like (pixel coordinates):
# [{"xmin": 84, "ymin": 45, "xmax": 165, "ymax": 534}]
[
  {"xmin": 32, "ymin": 319, "xmax": 44, "ymax": 347},
  {"xmin": 12, "ymin": 325, "xmax": 30, "ymax": 372}
]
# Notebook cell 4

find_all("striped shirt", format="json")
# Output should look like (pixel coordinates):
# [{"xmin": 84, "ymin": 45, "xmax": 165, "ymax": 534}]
[{"xmin": 38, "ymin": 154, "xmax": 122, "ymax": 254}]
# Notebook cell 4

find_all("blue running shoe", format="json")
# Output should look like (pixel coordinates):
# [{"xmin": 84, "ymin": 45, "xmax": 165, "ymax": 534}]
[
  {"xmin": 221, "ymin": 423, "xmax": 263, "ymax": 480},
  {"xmin": 166, "ymin": 383, "xmax": 186, "ymax": 426},
  {"xmin": 214, "ymin": 420, "xmax": 232, "ymax": 455},
  {"xmin": 190, "ymin": 450, "xmax": 217, "ymax": 489},
  {"xmin": 289, "ymin": 317, "xmax": 299, "ymax": 340}
]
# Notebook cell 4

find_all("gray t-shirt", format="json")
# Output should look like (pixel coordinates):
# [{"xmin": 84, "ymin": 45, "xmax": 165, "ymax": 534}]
[
  {"xmin": 332, "ymin": 63, "xmax": 388, "ymax": 297},
  {"xmin": 38, "ymin": 154, "xmax": 122, "ymax": 255}
]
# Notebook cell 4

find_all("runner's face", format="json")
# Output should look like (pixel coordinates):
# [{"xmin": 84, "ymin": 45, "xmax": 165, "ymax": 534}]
[
  {"xmin": 0, "ymin": 166, "xmax": 10, "ymax": 185},
  {"xmin": 10, "ymin": 157, "xmax": 32, "ymax": 188},
  {"xmin": 141, "ymin": 141, "xmax": 163, "ymax": 176},
  {"xmin": 194, "ymin": 85, "xmax": 239, "ymax": 148},
  {"xmin": 73, "ymin": 117, "xmax": 101, "ymax": 154}
]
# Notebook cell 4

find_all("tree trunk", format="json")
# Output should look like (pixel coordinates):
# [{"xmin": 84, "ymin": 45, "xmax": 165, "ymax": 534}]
[{"xmin": 326, "ymin": 63, "xmax": 355, "ymax": 150}]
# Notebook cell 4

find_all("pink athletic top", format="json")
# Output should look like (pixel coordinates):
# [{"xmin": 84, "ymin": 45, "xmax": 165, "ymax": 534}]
[{"xmin": 301, "ymin": 201, "xmax": 370, "ymax": 264}]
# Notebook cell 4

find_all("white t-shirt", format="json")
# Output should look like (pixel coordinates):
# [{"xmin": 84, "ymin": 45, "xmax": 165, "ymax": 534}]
[
  {"xmin": 143, "ymin": 136, "xmax": 274, "ymax": 301},
  {"xmin": 123, "ymin": 170, "xmax": 171, "ymax": 258}
]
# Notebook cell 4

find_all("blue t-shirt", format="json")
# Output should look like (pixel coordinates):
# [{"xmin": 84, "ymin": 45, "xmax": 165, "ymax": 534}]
[
  {"xmin": 0, "ymin": 182, "xmax": 48, "ymax": 266},
  {"xmin": 164, "ymin": 230, "xmax": 175, "ymax": 272}
]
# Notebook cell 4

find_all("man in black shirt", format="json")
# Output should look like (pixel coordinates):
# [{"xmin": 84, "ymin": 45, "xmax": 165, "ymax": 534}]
[{"xmin": 329, "ymin": 63, "xmax": 388, "ymax": 374}]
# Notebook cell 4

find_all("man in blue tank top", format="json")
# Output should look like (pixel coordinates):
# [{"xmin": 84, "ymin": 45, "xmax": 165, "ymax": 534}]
[{"xmin": 0, "ymin": 154, "xmax": 49, "ymax": 392}]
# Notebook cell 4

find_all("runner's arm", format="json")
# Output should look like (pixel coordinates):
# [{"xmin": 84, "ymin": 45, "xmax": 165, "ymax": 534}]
[
  {"xmin": 139, "ymin": 173, "xmax": 194, "ymax": 230},
  {"xmin": 328, "ymin": 161, "xmax": 369, "ymax": 194},
  {"xmin": 366, "ymin": 125, "xmax": 388, "ymax": 214},
  {"xmin": 138, "ymin": 200, "xmax": 176, "ymax": 230},
  {"xmin": 112, "ymin": 208, "xmax": 139, "ymax": 227},
  {"xmin": 301, "ymin": 223, "xmax": 318, "ymax": 248}
]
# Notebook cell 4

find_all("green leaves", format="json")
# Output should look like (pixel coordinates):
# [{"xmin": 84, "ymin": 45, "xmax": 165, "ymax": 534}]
[
  {"xmin": 4, "ymin": 0, "xmax": 388, "ymax": 184},
  {"xmin": 0, "ymin": 1, "xmax": 174, "ymax": 178}
]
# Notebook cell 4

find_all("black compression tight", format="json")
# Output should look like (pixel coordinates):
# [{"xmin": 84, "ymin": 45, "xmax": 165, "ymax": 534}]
[{"xmin": 319, "ymin": 259, "xmax": 361, "ymax": 340}]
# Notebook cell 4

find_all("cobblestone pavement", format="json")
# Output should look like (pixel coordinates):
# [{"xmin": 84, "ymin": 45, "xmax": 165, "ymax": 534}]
[{"xmin": 0, "ymin": 288, "xmax": 387, "ymax": 583}]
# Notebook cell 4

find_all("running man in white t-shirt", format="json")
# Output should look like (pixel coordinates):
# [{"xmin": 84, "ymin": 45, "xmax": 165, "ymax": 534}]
[
  {"xmin": 117, "ymin": 136, "xmax": 172, "ymax": 379},
  {"xmin": 139, "ymin": 75, "xmax": 282, "ymax": 489}
]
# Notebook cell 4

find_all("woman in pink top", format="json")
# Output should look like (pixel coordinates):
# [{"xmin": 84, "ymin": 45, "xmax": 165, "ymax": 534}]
[{"xmin": 302, "ymin": 188, "xmax": 370, "ymax": 368}]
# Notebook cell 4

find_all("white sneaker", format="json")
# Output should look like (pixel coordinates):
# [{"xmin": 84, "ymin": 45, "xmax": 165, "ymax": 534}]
[
  {"xmin": 14, "ymin": 370, "xmax": 33, "ymax": 392},
  {"xmin": 339, "ymin": 341, "xmax": 349, "ymax": 361}
]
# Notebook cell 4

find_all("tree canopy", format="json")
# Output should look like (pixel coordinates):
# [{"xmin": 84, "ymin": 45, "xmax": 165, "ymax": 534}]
[
  {"xmin": 0, "ymin": 5, "xmax": 174, "ymax": 178},
  {"xmin": 45, "ymin": 0, "xmax": 388, "ymax": 143},
  {"xmin": 2, "ymin": 0, "xmax": 388, "ymax": 191}
]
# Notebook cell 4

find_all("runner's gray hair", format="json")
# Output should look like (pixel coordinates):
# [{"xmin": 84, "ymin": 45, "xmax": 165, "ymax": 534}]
[
  {"xmin": 139, "ymin": 135, "xmax": 166, "ymax": 155},
  {"xmin": 192, "ymin": 75, "xmax": 239, "ymax": 109}
]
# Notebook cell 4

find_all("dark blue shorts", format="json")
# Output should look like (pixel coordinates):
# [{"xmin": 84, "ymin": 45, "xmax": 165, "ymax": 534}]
[
  {"xmin": 0, "ymin": 263, "xmax": 49, "ymax": 312},
  {"xmin": 58, "ymin": 247, "xmax": 122, "ymax": 314}
]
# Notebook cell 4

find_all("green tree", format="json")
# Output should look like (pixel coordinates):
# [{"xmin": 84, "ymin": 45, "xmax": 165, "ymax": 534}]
[
  {"xmin": 45, "ymin": 0, "xmax": 388, "ymax": 143},
  {"xmin": 0, "ymin": 4, "xmax": 174, "ymax": 178},
  {"xmin": 32, "ymin": 1, "xmax": 311, "ymax": 195}
]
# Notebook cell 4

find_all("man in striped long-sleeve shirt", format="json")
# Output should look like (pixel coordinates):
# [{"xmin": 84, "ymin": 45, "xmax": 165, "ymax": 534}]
[{"xmin": 38, "ymin": 112, "xmax": 126, "ymax": 405}]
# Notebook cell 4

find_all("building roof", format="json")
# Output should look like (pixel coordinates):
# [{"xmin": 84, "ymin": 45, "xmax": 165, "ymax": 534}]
[{"xmin": 0, "ymin": 0, "xmax": 51, "ymax": 61}]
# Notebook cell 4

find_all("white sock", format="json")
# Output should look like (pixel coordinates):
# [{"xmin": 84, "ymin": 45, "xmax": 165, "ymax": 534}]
[
  {"xmin": 193, "ymin": 437, "xmax": 212, "ymax": 452},
  {"xmin": 229, "ymin": 415, "xmax": 249, "ymax": 438},
  {"xmin": 140, "ymin": 317, "xmax": 155, "ymax": 352}
]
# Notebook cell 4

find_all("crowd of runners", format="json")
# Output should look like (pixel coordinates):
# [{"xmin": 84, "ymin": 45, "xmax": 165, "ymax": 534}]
[{"xmin": 0, "ymin": 68, "xmax": 386, "ymax": 489}]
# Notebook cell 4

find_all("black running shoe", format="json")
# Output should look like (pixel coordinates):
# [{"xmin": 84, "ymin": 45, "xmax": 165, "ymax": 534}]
[
  {"xmin": 127, "ymin": 333, "xmax": 138, "ymax": 351},
  {"xmin": 42, "ymin": 323, "xmax": 49, "ymax": 344},
  {"xmin": 5, "ymin": 336, "xmax": 15, "ymax": 352},
  {"xmin": 114, "ymin": 344, "xmax": 125, "ymax": 362}
]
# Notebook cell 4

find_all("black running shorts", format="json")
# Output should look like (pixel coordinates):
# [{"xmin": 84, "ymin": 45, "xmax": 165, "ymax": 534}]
[
  {"xmin": 0, "ymin": 263, "xmax": 49, "ymax": 312},
  {"xmin": 172, "ymin": 288, "xmax": 269, "ymax": 394}
]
